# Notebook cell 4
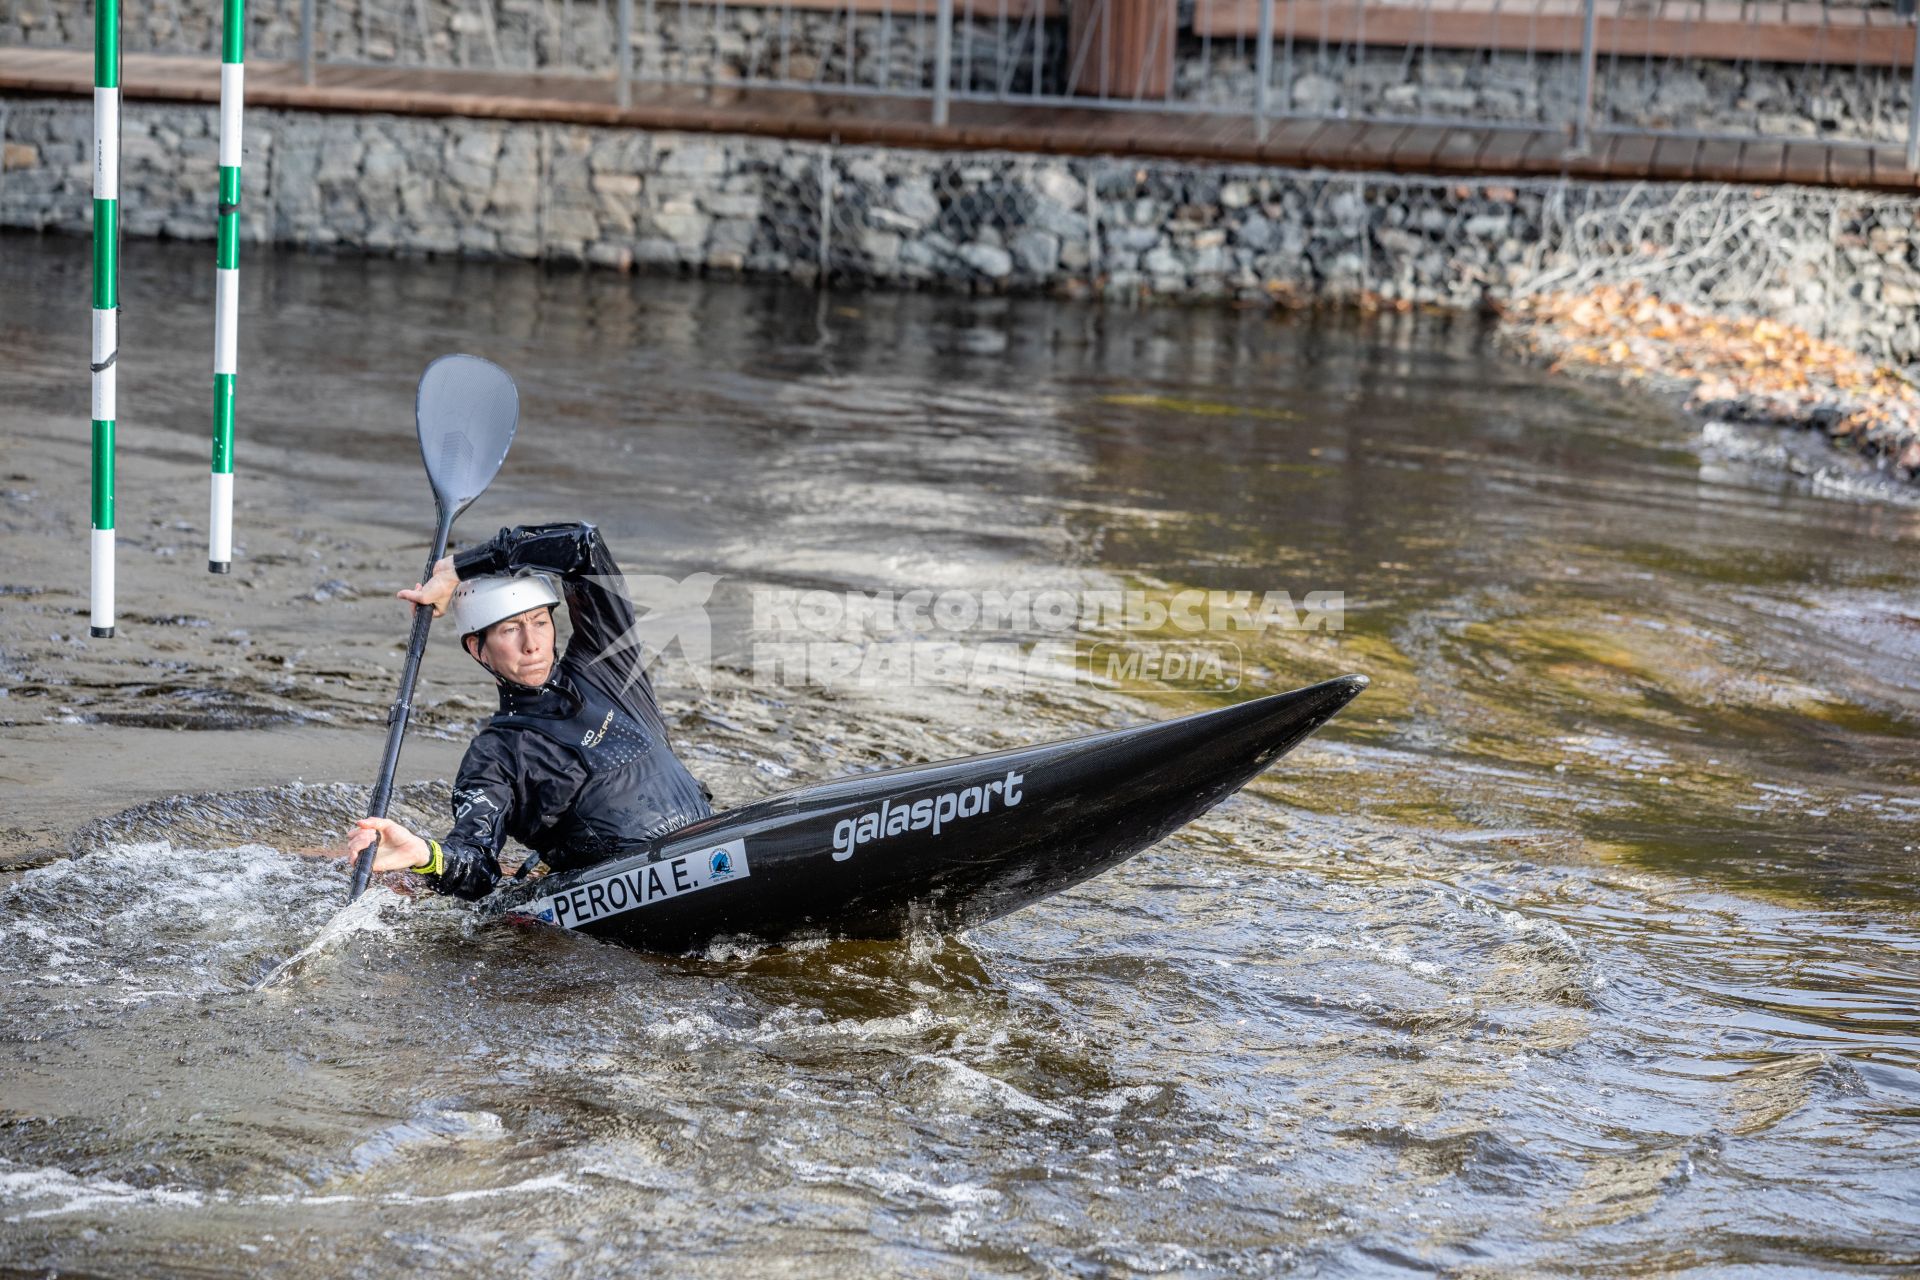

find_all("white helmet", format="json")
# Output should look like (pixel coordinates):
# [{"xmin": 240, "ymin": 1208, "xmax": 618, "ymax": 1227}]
[{"xmin": 451, "ymin": 572, "xmax": 562, "ymax": 642}]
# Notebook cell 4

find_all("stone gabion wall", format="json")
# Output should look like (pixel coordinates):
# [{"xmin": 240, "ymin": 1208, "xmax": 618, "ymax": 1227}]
[
  {"xmin": 4, "ymin": 98, "xmax": 1917, "ymax": 366},
  {"xmin": 0, "ymin": 0, "xmax": 1063, "ymax": 92},
  {"xmin": 638, "ymin": 9, "xmax": 1067, "ymax": 96},
  {"xmin": 1181, "ymin": 47, "xmax": 1914, "ymax": 145},
  {"xmin": 2, "ymin": 0, "xmax": 1907, "ymax": 143}
]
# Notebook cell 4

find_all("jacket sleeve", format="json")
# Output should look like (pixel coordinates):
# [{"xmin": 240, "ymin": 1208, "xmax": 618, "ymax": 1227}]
[
  {"xmin": 427, "ymin": 739, "xmax": 519, "ymax": 901},
  {"xmin": 452, "ymin": 522, "xmax": 652, "ymax": 695}
]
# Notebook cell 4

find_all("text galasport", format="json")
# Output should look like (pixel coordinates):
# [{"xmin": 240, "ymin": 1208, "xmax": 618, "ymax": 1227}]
[{"xmin": 832, "ymin": 769, "xmax": 1026, "ymax": 861}]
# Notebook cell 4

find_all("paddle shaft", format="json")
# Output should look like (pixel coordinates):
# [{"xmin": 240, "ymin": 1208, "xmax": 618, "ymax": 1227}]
[{"xmin": 348, "ymin": 511, "xmax": 453, "ymax": 901}]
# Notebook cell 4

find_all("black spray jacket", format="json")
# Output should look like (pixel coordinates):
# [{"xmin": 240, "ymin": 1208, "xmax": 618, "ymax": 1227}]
[{"xmin": 427, "ymin": 523, "xmax": 712, "ymax": 900}]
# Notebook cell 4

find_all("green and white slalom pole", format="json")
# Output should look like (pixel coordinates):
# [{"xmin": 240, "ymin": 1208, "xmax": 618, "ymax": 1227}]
[
  {"xmin": 90, "ymin": 0, "xmax": 120, "ymax": 637},
  {"xmin": 209, "ymin": 0, "xmax": 244, "ymax": 574}
]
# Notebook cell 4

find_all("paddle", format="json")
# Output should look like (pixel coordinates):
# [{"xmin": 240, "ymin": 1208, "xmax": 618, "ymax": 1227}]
[{"xmin": 347, "ymin": 354, "xmax": 519, "ymax": 902}]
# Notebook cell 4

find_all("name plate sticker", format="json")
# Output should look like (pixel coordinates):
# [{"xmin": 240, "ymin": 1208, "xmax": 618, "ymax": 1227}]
[{"xmin": 522, "ymin": 837, "xmax": 749, "ymax": 930}]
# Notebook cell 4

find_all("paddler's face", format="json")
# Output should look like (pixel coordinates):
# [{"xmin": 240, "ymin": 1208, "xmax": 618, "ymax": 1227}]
[{"xmin": 468, "ymin": 606, "xmax": 556, "ymax": 687}]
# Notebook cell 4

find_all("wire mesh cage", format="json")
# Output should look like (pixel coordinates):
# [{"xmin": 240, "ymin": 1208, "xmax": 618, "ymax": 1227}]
[{"xmin": 5, "ymin": 0, "xmax": 1912, "ymax": 150}]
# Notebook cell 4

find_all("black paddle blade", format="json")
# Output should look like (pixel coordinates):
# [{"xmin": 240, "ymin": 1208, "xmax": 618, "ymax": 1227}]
[{"xmin": 416, "ymin": 354, "xmax": 519, "ymax": 519}]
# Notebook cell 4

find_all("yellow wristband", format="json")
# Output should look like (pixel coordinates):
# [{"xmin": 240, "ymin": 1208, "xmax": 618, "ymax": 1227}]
[{"xmin": 410, "ymin": 839, "xmax": 444, "ymax": 877}]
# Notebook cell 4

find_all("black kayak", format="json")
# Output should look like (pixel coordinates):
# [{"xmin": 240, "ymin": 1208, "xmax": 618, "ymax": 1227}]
[{"xmin": 486, "ymin": 675, "xmax": 1367, "ymax": 952}]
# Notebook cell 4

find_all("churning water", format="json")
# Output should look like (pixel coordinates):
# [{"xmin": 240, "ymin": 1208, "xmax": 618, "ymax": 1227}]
[{"xmin": 1, "ymin": 234, "xmax": 1917, "ymax": 1276}]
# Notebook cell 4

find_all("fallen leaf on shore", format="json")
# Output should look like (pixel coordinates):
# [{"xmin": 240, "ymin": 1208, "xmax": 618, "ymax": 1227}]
[{"xmin": 1505, "ymin": 285, "xmax": 1920, "ymax": 479}]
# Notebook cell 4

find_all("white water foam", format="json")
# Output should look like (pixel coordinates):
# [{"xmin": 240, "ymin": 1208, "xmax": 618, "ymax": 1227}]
[
  {"xmin": 788, "ymin": 1159, "xmax": 1003, "ymax": 1209},
  {"xmin": 766, "ymin": 1005, "xmax": 947, "ymax": 1043},
  {"xmin": 1087, "ymin": 1084, "xmax": 1164, "ymax": 1114},
  {"xmin": 254, "ymin": 885, "xmax": 408, "ymax": 990},
  {"xmin": 1, "ymin": 841, "xmax": 344, "ymax": 999},
  {"xmin": 0, "ymin": 1157, "xmax": 578, "ymax": 1222},
  {"xmin": 341, "ymin": 1110, "xmax": 507, "ymax": 1175},
  {"xmin": 0, "ymin": 1162, "xmax": 206, "ymax": 1222},
  {"xmin": 912, "ymin": 1055, "xmax": 1071, "ymax": 1123}
]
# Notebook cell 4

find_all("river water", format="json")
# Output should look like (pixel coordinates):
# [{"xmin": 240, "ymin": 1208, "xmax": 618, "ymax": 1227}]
[{"xmin": 2, "ymin": 234, "xmax": 1917, "ymax": 1276}]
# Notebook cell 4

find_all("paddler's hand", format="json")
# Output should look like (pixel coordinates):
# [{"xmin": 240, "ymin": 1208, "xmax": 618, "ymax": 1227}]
[
  {"xmin": 345, "ymin": 817, "xmax": 434, "ymax": 873},
  {"xmin": 397, "ymin": 555, "xmax": 458, "ymax": 618}
]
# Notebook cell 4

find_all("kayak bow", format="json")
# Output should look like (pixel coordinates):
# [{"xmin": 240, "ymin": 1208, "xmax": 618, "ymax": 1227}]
[{"xmin": 487, "ymin": 675, "xmax": 1367, "ymax": 951}]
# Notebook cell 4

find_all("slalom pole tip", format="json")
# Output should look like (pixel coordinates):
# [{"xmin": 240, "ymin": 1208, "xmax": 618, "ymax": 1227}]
[
  {"xmin": 208, "ymin": 560, "xmax": 231, "ymax": 574},
  {"xmin": 90, "ymin": 626, "xmax": 115, "ymax": 638}
]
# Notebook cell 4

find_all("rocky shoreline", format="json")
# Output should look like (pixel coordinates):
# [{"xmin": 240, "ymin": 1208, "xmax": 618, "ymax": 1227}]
[{"xmin": 1501, "ymin": 286, "xmax": 1920, "ymax": 487}]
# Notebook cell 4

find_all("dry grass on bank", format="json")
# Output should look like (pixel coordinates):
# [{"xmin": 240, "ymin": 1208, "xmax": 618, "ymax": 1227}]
[{"xmin": 1504, "ymin": 286, "xmax": 1920, "ymax": 481}]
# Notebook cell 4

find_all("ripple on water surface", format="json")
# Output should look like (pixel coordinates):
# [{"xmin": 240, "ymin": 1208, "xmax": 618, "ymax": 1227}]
[
  {"xmin": 1, "ymin": 786, "xmax": 1916, "ymax": 1276},
  {"xmin": 1, "ymin": 239, "xmax": 1918, "ymax": 1276}
]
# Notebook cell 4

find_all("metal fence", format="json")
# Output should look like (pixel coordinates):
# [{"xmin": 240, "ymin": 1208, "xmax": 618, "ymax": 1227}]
[
  {"xmin": 4, "ymin": 0, "xmax": 1916, "ymax": 157},
  {"xmin": 8, "ymin": 78, "xmax": 1913, "ymax": 360}
]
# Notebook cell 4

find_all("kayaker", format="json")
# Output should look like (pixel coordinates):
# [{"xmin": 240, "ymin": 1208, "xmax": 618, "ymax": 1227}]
[{"xmin": 343, "ymin": 522, "xmax": 713, "ymax": 898}]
